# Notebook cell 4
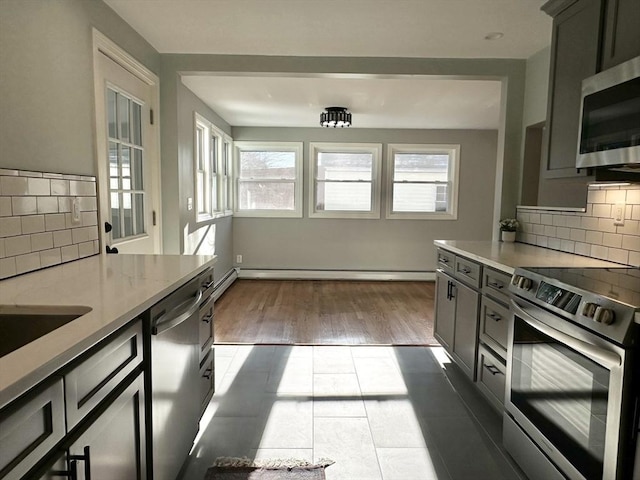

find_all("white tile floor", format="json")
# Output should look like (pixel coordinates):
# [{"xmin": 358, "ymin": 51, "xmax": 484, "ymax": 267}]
[{"xmin": 179, "ymin": 345, "xmax": 526, "ymax": 480}]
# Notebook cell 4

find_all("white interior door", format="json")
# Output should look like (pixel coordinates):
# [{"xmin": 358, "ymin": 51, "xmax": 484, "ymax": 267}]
[{"xmin": 94, "ymin": 37, "xmax": 161, "ymax": 254}]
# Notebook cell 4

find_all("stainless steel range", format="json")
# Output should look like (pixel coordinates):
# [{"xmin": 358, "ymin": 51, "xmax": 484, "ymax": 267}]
[{"xmin": 505, "ymin": 267, "xmax": 640, "ymax": 480}]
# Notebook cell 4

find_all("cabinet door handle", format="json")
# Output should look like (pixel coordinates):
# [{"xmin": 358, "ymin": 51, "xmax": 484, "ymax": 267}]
[
  {"xmin": 484, "ymin": 364, "xmax": 503, "ymax": 376},
  {"xmin": 202, "ymin": 313, "xmax": 213, "ymax": 324},
  {"xmin": 488, "ymin": 281, "xmax": 504, "ymax": 289},
  {"xmin": 487, "ymin": 312, "xmax": 502, "ymax": 321},
  {"xmin": 449, "ymin": 282, "xmax": 456, "ymax": 300},
  {"xmin": 69, "ymin": 446, "xmax": 91, "ymax": 480},
  {"xmin": 203, "ymin": 368, "xmax": 213, "ymax": 380}
]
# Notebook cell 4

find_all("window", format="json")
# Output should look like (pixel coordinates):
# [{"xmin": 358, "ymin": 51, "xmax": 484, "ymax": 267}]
[
  {"xmin": 194, "ymin": 113, "xmax": 233, "ymax": 220},
  {"xmin": 220, "ymin": 136, "xmax": 233, "ymax": 214},
  {"xmin": 234, "ymin": 141, "xmax": 303, "ymax": 217},
  {"xmin": 386, "ymin": 144, "xmax": 460, "ymax": 219},
  {"xmin": 309, "ymin": 143, "xmax": 382, "ymax": 219}
]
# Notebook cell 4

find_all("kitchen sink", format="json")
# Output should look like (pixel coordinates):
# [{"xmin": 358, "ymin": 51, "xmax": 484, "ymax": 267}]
[{"xmin": 0, "ymin": 305, "xmax": 92, "ymax": 357}]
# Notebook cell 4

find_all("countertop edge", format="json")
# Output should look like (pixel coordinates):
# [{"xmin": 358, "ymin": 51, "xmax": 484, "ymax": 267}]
[
  {"xmin": 434, "ymin": 240, "xmax": 515, "ymax": 274},
  {"xmin": 0, "ymin": 255, "xmax": 216, "ymax": 409}
]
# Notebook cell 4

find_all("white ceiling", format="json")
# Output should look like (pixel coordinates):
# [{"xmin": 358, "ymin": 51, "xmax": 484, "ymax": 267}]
[{"xmin": 105, "ymin": 0, "xmax": 552, "ymax": 129}]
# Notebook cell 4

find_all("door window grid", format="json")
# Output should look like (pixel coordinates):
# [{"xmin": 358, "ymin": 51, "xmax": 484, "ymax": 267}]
[
  {"xmin": 107, "ymin": 88, "xmax": 145, "ymax": 241},
  {"xmin": 234, "ymin": 142, "xmax": 303, "ymax": 218},
  {"xmin": 386, "ymin": 144, "xmax": 460, "ymax": 220},
  {"xmin": 309, "ymin": 143, "xmax": 382, "ymax": 219}
]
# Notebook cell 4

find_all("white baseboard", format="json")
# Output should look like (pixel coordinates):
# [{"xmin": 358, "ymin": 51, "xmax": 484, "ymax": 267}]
[
  {"xmin": 237, "ymin": 269, "xmax": 436, "ymax": 281},
  {"xmin": 213, "ymin": 267, "xmax": 239, "ymax": 301}
]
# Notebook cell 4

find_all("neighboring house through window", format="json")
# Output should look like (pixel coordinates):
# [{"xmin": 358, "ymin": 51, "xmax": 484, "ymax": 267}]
[
  {"xmin": 234, "ymin": 141, "xmax": 303, "ymax": 218},
  {"xmin": 309, "ymin": 143, "xmax": 382, "ymax": 219},
  {"xmin": 386, "ymin": 144, "xmax": 460, "ymax": 219}
]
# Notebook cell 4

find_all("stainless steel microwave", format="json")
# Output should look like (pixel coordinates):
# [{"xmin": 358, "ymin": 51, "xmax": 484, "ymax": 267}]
[{"xmin": 576, "ymin": 54, "xmax": 640, "ymax": 170}]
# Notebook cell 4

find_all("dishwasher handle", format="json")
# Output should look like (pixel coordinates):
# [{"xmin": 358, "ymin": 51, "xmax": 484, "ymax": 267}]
[{"xmin": 152, "ymin": 289, "xmax": 203, "ymax": 335}]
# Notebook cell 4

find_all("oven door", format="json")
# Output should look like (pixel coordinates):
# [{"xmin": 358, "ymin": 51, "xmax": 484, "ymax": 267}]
[{"xmin": 506, "ymin": 298, "xmax": 627, "ymax": 480}]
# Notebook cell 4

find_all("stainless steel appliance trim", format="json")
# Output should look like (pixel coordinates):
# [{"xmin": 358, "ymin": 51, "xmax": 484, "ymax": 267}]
[
  {"xmin": 506, "ymin": 296, "xmax": 628, "ymax": 480},
  {"xmin": 576, "ymin": 54, "xmax": 640, "ymax": 169},
  {"xmin": 151, "ymin": 289, "xmax": 202, "ymax": 335},
  {"xmin": 510, "ymin": 299, "xmax": 621, "ymax": 368}
]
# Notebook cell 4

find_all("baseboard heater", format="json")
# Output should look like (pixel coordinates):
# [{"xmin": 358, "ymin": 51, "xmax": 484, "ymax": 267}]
[
  {"xmin": 213, "ymin": 267, "xmax": 239, "ymax": 301},
  {"xmin": 237, "ymin": 269, "xmax": 435, "ymax": 281}
]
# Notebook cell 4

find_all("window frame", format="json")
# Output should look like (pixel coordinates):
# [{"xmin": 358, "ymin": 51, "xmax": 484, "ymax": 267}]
[
  {"xmin": 308, "ymin": 142, "xmax": 382, "ymax": 219},
  {"xmin": 385, "ymin": 143, "xmax": 460, "ymax": 220},
  {"xmin": 234, "ymin": 141, "xmax": 303, "ymax": 218},
  {"xmin": 193, "ymin": 113, "xmax": 233, "ymax": 222}
]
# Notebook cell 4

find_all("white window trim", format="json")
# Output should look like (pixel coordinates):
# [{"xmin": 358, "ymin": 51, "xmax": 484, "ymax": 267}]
[
  {"xmin": 194, "ymin": 113, "xmax": 233, "ymax": 224},
  {"xmin": 385, "ymin": 143, "xmax": 460, "ymax": 220},
  {"xmin": 308, "ymin": 142, "xmax": 382, "ymax": 219},
  {"xmin": 234, "ymin": 141, "xmax": 303, "ymax": 218},
  {"xmin": 220, "ymin": 133, "xmax": 234, "ymax": 217}
]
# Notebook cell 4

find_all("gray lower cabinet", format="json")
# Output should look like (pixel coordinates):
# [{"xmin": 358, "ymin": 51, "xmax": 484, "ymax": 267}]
[
  {"xmin": 66, "ymin": 372, "xmax": 146, "ymax": 480},
  {"xmin": 434, "ymin": 251, "xmax": 481, "ymax": 381}
]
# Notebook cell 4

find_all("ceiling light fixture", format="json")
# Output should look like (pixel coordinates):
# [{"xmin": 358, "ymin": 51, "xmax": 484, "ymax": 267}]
[
  {"xmin": 320, "ymin": 106, "xmax": 352, "ymax": 128},
  {"xmin": 484, "ymin": 32, "xmax": 504, "ymax": 40}
]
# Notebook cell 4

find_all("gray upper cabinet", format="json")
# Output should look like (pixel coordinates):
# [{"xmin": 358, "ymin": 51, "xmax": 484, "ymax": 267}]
[
  {"xmin": 542, "ymin": 0, "xmax": 603, "ymax": 177},
  {"xmin": 601, "ymin": 0, "xmax": 640, "ymax": 70}
]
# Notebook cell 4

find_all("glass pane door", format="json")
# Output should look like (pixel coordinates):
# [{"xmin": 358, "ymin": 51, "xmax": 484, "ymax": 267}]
[{"xmin": 107, "ymin": 88, "xmax": 145, "ymax": 241}]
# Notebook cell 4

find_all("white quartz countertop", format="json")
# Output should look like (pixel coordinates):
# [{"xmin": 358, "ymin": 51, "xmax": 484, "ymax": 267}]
[
  {"xmin": 0, "ymin": 254, "xmax": 216, "ymax": 408},
  {"xmin": 434, "ymin": 240, "xmax": 621, "ymax": 274}
]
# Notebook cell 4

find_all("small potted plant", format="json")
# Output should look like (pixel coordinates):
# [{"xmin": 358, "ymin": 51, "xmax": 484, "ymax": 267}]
[{"xmin": 499, "ymin": 218, "xmax": 519, "ymax": 243}]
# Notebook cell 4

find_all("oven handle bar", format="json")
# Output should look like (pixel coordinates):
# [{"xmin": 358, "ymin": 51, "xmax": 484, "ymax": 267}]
[{"xmin": 510, "ymin": 299, "xmax": 622, "ymax": 369}]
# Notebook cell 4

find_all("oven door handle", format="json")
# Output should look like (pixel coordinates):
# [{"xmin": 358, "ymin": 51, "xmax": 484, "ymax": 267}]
[{"xmin": 510, "ymin": 299, "xmax": 622, "ymax": 369}]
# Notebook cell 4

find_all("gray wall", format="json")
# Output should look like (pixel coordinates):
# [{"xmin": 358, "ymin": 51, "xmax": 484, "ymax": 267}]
[
  {"xmin": 0, "ymin": 0, "xmax": 160, "ymax": 175},
  {"xmin": 232, "ymin": 127, "xmax": 498, "ymax": 272}
]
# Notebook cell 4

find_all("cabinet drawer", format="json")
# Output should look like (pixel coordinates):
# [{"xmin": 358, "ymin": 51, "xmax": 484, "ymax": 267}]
[
  {"xmin": 436, "ymin": 248, "xmax": 455, "ymax": 274},
  {"xmin": 0, "ymin": 379, "xmax": 65, "ymax": 480},
  {"xmin": 199, "ymin": 295, "xmax": 214, "ymax": 363},
  {"xmin": 199, "ymin": 351, "xmax": 214, "ymax": 416},
  {"xmin": 454, "ymin": 256, "xmax": 482, "ymax": 288},
  {"xmin": 476, "ymin": 345, "xmax": 506, "ymax": 412},
  {"xmin": 65, "ymin": 320, "xmax": 143, "ymax": 430},
  {"xmin": 482, "ymin": 267, "xmax": 511, "ymax": 305},
  {"xmin": 480, "ymin": 296, "xmax": 509, "ymax": 357}
]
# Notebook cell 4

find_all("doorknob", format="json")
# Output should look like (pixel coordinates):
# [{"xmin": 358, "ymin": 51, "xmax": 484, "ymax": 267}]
[{"xmin": 104, "ymin": 221, "xmax": 112, "ymax": 233}]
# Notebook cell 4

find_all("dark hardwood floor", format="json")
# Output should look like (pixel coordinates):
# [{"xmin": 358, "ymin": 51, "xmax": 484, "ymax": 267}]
[{"xmin": 214, "ymin": 279, "xmax": 437, "ymax": 345}]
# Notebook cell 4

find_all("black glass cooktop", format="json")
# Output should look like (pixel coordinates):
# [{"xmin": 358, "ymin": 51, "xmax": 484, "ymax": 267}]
[{"xmin": 521, "ymin": 267, "xmax": 640, "ymax": 308}]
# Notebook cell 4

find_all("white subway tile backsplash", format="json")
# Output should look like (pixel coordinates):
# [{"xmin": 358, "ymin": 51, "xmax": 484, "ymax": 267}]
[
  {"xmin": 0, "ymin": 217, "xmax": 21, "ymax": 237},
  {"xmin": 592, "ymin": 204, "xmax": 612, "ymax": 218},
  {"xmin": 0, "ymin": 170, "xmax": 99, "ymax": 278},
  {"xmin": 15, "ymin": 252, "xmax": 41, "ymax": 274},
  {"xmin": 53, "ymin": 229, "xmax": 72, "ymax": 247},
  {"xmin": 27, "ymin": 177, "xmax": 50, "ymax": 196},
  {"xmin": 12, "ymin": 197, "xmax": 37, "ymax": 215},
  {"xmin": 603, "ymin": 233, "xmax": 623, "ymax": 248},
  {"xmin": 0, "ymin": 176, "xmax": 28, "ymax": 196},
  {"xmin": 0, "ymin": 257, "xmax": 17, "ymax": 279},
  {"xmin": 517, "ymin": 185, "xmax": 640, "ymax": 267},
  {"xmin": 0, "ymin": 197, "xmax": 12, "ymax": 217},
  {"xmin": 5, "ymin": 235, "xmax": 32, "ymax": 256},
  {"xmin": 21, "ymin": 215, "xmax": 45, "ymax": 234}
]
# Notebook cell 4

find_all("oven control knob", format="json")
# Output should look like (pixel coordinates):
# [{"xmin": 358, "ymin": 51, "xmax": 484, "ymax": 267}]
[
  {"xmin": 511, "ymin": 275, "xmax": 521, "ymax": 286},
  {"xmin": 594, "ymin": 307, "xmax": 615, "ymax": 325},
  {"xmin": 582, "ymin": 302, "xmax": 598, "ymax": 318},
  {"xmin": 517, "ymin": 276, "xmax": 533, "ymax": 291}
]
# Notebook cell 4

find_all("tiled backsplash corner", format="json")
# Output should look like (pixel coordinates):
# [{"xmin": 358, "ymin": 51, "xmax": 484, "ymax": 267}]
[
  {"xmin": 0, "ymin": 169, "xmax": 99, "ymax": 279},
  {"xmin": 517, "ymin": 184, "xmax": 640, "ymax": 267}
]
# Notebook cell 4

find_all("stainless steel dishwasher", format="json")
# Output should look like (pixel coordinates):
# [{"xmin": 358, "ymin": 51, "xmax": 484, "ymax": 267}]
[{"xmin": 148, "ymin": 270, "xmax": 207, "ymax": 480}]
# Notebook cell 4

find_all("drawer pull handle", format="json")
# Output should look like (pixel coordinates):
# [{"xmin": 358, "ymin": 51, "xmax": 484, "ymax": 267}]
[
  {"xmin": 488, "ymin": 281, "xmax": 504, "ymax": 289},
  {"xmin": 484, "ymin": 364, "xmax": 503, "ymax": 376},
  {"xmin": 202, "ymin": 280, "xmax": 214, "ymax": 290},
  {"xmin": 202, "ymin": 313, "xmax": 213, "ymax": 324},
  {"xmin": 460, "ymin": 268, "xmax": 471, "ymax": 274},
  {"xmin": 487, "ymin": 312, "xmax": 502, "ymax": 321},
  {"xmin": 203, "ymin": 368, "xmax": 213, "ymax": 380},
  {"xmin": 439, "ymin": 257, "xmax": 449, "ymax": 264}
]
